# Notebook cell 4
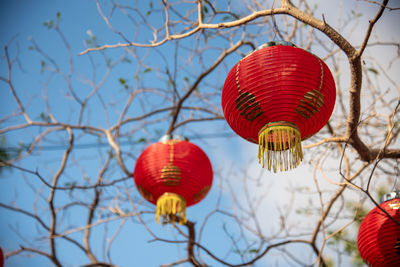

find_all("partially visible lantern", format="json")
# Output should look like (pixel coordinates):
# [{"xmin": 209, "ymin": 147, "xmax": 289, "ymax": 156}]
[
  {"xmin": 0, "ymin": 247, "xmax": 3, "ymax": 267},
  {"xmin": 133, "ymin": 135, "xmax": 213, "ymax": 224},
  {"xmin": 221, "ymin": 41, "xmax": 336, "ymax": 172},
  {"xmin": 357, "ymin": 190, "xmax": 400, "ymax": 266}
]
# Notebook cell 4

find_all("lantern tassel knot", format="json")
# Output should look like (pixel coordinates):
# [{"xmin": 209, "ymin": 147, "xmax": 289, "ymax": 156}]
[
  {"xmin": 258, "ymin": 121, "xmax": 303, "ymax": 172},
  {"xmin": 156, "ymin": 192, "xmax": 187, "ymax": 225}
]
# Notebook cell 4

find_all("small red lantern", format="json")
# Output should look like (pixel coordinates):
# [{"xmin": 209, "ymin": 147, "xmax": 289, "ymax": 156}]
[
  {"xmin": 133, "ymin": 135, "xmax": 213, "ymax": 224},
  {"xmin": 357, "ymin": 191, "xmax": 400, "ymax": 266},
  {"xmin": 221, "ymin": 41, "xmax": 336, "ymax": 172}
]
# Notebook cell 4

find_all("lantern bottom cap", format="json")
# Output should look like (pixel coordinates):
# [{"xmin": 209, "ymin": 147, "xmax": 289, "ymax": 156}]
[
  {"xmin": 156, "ymin": 192, "xmax": 187, "ymax": 225},
  {"xmin": 258, "ymin": 121, "xmax": 303, "ymax": 172}
]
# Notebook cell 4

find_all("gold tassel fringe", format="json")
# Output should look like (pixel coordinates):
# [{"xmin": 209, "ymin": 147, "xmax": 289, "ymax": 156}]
[
  {"xmin": 156, "ymin": 192, "xmax": 187, "ymax": 225},
  {"xmin": 258, "ymin": 121, "xmax": 303, "ymax": 172}
]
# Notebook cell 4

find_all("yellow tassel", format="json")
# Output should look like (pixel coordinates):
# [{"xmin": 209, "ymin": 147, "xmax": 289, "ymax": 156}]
[
  {"xmin": 156, "ymin": 193, "xmax": 187, "ymax": 226},
  {"xmin": 258, "ymin": 121, "xmax": 303, "ymax": 172}
]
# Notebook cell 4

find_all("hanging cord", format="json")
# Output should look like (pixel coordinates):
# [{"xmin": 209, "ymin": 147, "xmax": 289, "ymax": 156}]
[
  {"xmin": 392, "ymin": 159, "xmax": 399, "ymax": 191},
  {"xmin": 270, "ymin": 0, "xmax": 285, "ymax": 41}
]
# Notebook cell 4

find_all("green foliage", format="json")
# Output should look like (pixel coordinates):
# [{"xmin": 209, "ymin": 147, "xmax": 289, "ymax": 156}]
[
  {"xmin": 368, "ymin": 68, "xmax": 379, "ymax": 75},
  {"xmin": 0, "ymin": 149, "xmax": 10, "ymax": 174},
  {"xmin": 325, "ymin": 200, "xmax": 375, "ymax": 266},
  {"xmin": 85, "ymin": 30, "xmax": 97, "ymax": 48},
  {"xmin": 351, "ymin": 10, "xmax": 363, "ymax": 18},
  {"xmin": 122, "ymin": 57, "xmax": 131, "ymax": 63},
  {"xmin": 43, "ymin": 11, "xmax": 61, "ymax": 29},
  {"xmin": 119, "ymin": 78, "xmax": 127, "ymax": 85},
  {"xmin": 344, "ymin": 240, "xmax": 358, "ymax": 254},
  {"xmin": 351, "ymin": 252, "xmax": 365, "ymax": 267},
  {"xmin": 345, "ymin": 201, "xmax": 368, "ymax": 226},
  {"xmin": 43, "ymin": 20, "xmax": 54, "ymax": 29},
  {"xmin": 40, "ymin": 60, "xmax": 46, "ymax": 73},
  {"xmin": 119, "ymin": 78, "xmax": 129, "ymax": 90},
  {"xmin": 325, "ymin": 257, "xmax": 334, "ymax": 267},
  {"xmin": 0, "ymin": 136, "xmax": 11, "ymax": 174},
  {"xmin": 39, "ymin": 112, "xmax": 51, "ymax": 122},
  {"xmin": 233, "ymin": 248, "xmax": 259, "ymax": 256},
  {"xmin": 135, "ymin": 138, "xmax": 146, "ymax": 144}
]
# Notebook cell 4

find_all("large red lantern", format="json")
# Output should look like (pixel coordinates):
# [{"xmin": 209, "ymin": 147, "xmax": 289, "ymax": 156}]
[
  {"xmin": 221, "ymin": 41, "xmax": 336, "ymax": 172},
  {"xmin": 357, "ymin": 191, "xmax": 400, "ymax": 266},
  {"xmin": 133, "ymin": 135, "xmax": 213, "ymax": 224}
]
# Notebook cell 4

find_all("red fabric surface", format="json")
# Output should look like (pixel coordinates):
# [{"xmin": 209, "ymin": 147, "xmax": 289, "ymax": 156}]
[
  {"xmin": 357, "ymin": 199, "xmax": 400, "ymax": 267},
  {"xmin": 133, "ymin": 140, "xmax": 213, "ymax": 207},
  {"xmin": 221, "ymin": 44, "xmax": 336, "ymax": 143}
]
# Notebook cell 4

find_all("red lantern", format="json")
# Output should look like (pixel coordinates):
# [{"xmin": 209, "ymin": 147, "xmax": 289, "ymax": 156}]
[
  {"xmin": 0, "ymin": 247, "xmax": 3, "ymax": 267},
  {"xmin": 357, "ymin": 191, "xmax": 400, "ymax": 266},
  {"xmin": 133, "ymin": 135, "xmax": 213, "ymax": 224},
  {"xmin": 221, "ymin": 41, "xmax": 336, "ymax": 172}
]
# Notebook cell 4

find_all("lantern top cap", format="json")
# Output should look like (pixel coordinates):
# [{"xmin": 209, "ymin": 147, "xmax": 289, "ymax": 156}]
[
  {"xmin": 159, "ymin": 134, "xmax": 188, "ymax": 142},
  {"xmin": 256, "ymin": 41, "xmax": 296, "ymax": 51},
  {"xmin": 380, "ymin": 190, "xmax": 400, "ymax": 204},
  {"xmin": 244, "ymin": 41, "xmax": 297, "ymax": 59}
]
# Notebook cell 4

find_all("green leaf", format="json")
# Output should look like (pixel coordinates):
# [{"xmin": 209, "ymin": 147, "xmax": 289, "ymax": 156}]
[
  {"xmin": 144, "ymin": 68, "xmax": 152, "ymax": 73},
  {"xmin": 122, "ymin": 57, "xmax": 131, "ymax": 63},
  {"xmin": 119, "ymin": 78, "xmax": 126, "ymax": 85},
  {"xmin": 135, "ymin": 138, "xmax": 146, "ymax": 144},
  {"xmin": 149, "ymin": 1, "xmax": 153, "ymax": 8},
  {"xmin": 146, "ymin": 10, "xmax": 151, "ymax": 16},
  {"xmin": 0, "ymin": 137, "xmax": 11, "ymax": 173},
  {"xmin": 368, "ymin": 67, "xmax": 379, "ymax": 75},
  {"xmin": 39, "ymin": 112, "xmax": 51, "ymax": 122},
  {"xmin": 203, "ymin": 6, "xmax": 208, "ymax": 14},
  {"xmin": 183, "ymin": 76, "xmax": 189, "ymax": 82},
  {"xmin": 351, "ymin": 10, "xmax": 362, "ymax": 17},
  {"xmin": 325, "ymin": 257, "xmax": 334, "ymax": 267},
  {"xmin": 65, "ymin": 181, "xmax": 77, "ymax": 187},
  {"xmin": 40, "ymin": 60, "xmax": 46, "ymax": 73},
  {"xmin": 43, "ymin": 20, "xmax": 54, "ymax": 29},
  {"xmin": 344, "ymin": 240, "xmax": 357, "ymax": 254},
  {"xmin": 56, "ymin": 11, "xmax": 61, "ymax": 20}
]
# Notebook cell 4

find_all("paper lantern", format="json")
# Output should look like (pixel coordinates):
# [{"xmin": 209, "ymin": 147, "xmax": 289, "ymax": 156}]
[
  {"xmin": 0, "ymin": 247, "xmax": 3, "ymax": 267},
  {"xmin": 133, "ymin": 135, "xmax": 213, "ymax": 224},
  {"xmin": 221, "ymin": 41, "xmax": 336, "ymax": 172},
  {"xmin": 357, "ymin": 190, "xmax": 400, "ymax": 266}
]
